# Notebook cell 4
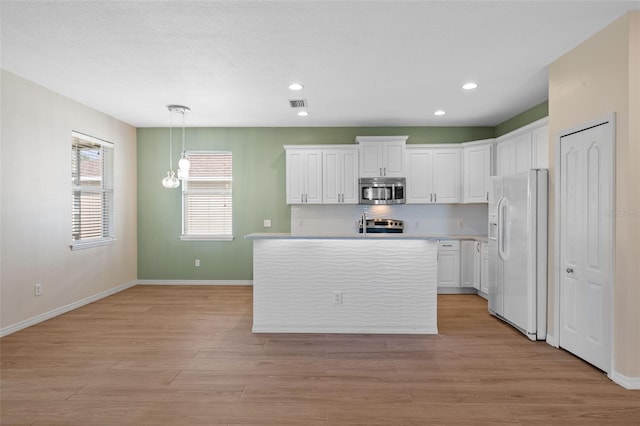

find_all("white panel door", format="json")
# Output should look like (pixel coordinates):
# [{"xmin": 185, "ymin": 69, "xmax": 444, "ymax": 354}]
[
  {"xmin": 433, "ymin": 149, "xmax": 462, "ymax": 203},
  {"xmin": 463, "ymin": 144, "xmax": 491, "ymax": 203},
  {"xmin": 559, "ymin": 122, "xmax": 612, "ymax": 372},
  {"xmin": 304, "ymin": 150, "xmax": 323, "ymax": 204},
  {"xmin": 406, "ymin": 149, "xmax": 433, "ymax": 203},
  {"xmin": 383, "ymin": 141, "xmax": 406, "ymax": 177},
  {"xmin": 341, "ymin": 149, "xmax": 359, "ymax": 204},
  {"xmin": 323, "ymin": 151, "xmax": 340, "ymax": 204},
  {"xmin": 359, "ymin": 143, "xmax": 382, "ymax": 177}
]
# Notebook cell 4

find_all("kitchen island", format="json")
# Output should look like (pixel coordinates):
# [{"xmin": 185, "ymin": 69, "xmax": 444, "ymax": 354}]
[{"xmin": 245, "ymin": 233, "xmax": 438, "ymax": 334}]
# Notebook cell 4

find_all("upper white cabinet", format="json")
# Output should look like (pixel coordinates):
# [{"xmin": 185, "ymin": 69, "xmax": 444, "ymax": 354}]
[
  {"xmin": 323, "ymin": 148, "xmax": 359, "ymax": 204},
  {"xmin": 356, "ymin": 136, "xmax": 407, "ymax": 177},
  {"xmin": 462, "ymin": 140, "xmax": 493, "ymax": 203},
  {"xmin": 285, "ymin": 148, "xmax": 323, "ymax": 204},
  {"xmin": 406, "ymin": 146, "xmax": 462, "ymax": 204},
  {"xmin": 531, "ymin": 125, "xmax": 549, "ymax": 169},
  {"xmin": 496, "ymin": 118, "xmax": 548, "ymax": 176}
]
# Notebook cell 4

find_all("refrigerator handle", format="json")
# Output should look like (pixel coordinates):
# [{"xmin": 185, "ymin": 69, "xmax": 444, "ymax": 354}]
[{"xmin": 497, "ymin": 197, "xmax": 507, "ymax": 261}]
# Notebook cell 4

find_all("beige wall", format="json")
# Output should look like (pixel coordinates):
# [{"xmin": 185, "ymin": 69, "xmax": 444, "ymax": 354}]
[
  {"xmin": 0, "ymin": 70, "xmax": 137, "ymax": 332},
  {"xmin": 549, "ymin": 11, "xmax": 640, "ymax": 379}
]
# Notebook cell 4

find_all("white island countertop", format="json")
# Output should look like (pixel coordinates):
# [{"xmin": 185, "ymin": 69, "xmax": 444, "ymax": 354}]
[{"xmin": 245, "ymin": 233, "xmax": 488, "ymax": 242}]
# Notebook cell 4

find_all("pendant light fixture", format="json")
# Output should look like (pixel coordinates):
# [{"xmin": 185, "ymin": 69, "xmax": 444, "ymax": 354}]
[
  {"xmin": 161, "ymin": 105, "xmax": 190, "ymax": 188},
  {"xmin": 176, "ymin": 105, "xmax": 191, "ymax": 179}
]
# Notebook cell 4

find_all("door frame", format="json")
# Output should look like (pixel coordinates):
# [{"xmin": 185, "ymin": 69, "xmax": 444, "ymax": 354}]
[{"xmin": 551, "ymin": 112, "xmax": 616, "ymax": 377}]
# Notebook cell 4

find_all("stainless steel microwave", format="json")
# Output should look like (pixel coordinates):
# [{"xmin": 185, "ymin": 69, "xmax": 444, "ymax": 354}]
[{"xmin": 359, "ymin": 177, "xmax": 406, "ymax": 205}]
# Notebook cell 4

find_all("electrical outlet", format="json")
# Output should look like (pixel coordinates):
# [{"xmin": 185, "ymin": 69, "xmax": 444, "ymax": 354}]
[
  {"xmin": 34, "ymin": 283, "xmax": 42, "ymax": 296},
  {"xmin": 263, "ymin": 219, "xmax": 272, "ymax": 228},
  {"xmin": 332, "ymin": 290, "xmax": 343, "ymax": 305},
  {"xmin": 195, "ymin": 259, "xmax": 200, "ymax": 267}
]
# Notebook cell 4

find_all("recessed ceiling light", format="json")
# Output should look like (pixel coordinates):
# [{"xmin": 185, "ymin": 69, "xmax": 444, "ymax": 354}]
[
  {"xmin": 288, "ymin": 83, "xmax": 304, "ymax": 90},
  {"xmin": 434, "ymin": 110, "xmax": 446, "ymax": 116},
  {"xmin": 297, "ymin": 111, "xmax": 309, "ymax": 117},
  {"xmin": 462, "ymin": 82, "xmax": 478, "ymax": 90}
]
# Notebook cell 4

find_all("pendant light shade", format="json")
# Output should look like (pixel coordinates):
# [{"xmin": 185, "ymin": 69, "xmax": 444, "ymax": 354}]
[{"xmin": 162, "ymin": 104, "xmax": 190, "ymax": 188}]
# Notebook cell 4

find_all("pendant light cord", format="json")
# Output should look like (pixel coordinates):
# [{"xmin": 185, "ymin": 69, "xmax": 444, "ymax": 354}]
[{"xmin": 168, "ymin": 108, "xmax": 173, "ymax": 170}]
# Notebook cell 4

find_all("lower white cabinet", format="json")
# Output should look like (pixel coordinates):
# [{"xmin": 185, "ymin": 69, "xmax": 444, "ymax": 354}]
[
  {"xmin": 480, "ymin": 242, "xmax": 489, "ymax": 295},
  {"xmin": 461, "ymin": 240, "xmax": 481, "ymax": 289},
  {"xmin": 437, "ymin": 240, "xmax": 460, "ymax": 288}
]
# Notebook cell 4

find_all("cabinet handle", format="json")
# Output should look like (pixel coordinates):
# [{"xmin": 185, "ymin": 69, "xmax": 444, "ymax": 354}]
[
  {"xmin": 434, "ymin": 193, "xmax": 437, "ymax": 202},
  {"xmin": 486, "ymin": 192, "xmax": 489, "ymax": 201},
  {"xmin": 430, "ymin": 193, "xmax": 433, "ymax": 202},
  {"xmin": 566, "ymin": 268, "xmax": 574, "ymax": 274},
  {"xmin": 442, "ymin": 244, "xmax": 453, "ymax": 247},
  {"xmin": 383, "ymin": 167, "xmax": 387, "ymax": 176},
  {"xmin": 379, "ymin": 167, "xmax": 383, "ymax": 176}
]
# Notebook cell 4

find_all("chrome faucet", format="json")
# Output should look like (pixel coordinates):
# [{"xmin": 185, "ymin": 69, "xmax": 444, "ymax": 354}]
[{"xmin": 361, "ymin": 212, "xmax": 367, "ymax": 236}]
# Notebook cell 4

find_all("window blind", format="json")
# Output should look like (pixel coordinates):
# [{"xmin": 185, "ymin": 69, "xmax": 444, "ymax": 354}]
[
  {"xmin": 71, "ymin": 132, "xmax": 114, "ymax": 247},
  {"xmin": 182, "ymin": 151, "xmax": 233, "ymax": 239}
]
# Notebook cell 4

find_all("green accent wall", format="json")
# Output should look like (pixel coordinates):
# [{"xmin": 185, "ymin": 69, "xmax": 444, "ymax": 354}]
[
  {"xmin": 494, "ymin": 101, "xmax": 549, "ymax": 137},
  {"xmin": 137, "ymin": 126, "xmax": 493, "ymax": 280}
]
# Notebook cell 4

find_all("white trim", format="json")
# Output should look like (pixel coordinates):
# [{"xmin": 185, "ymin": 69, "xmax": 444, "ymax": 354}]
[
  {"xmin": 136, "ymin": 280, "xmax": 252, "ymax": 286},
  {"xmin": 610, "ymin": 371, "xmax": 640, "ymax": 390},
  {"xmin": 0, "ymin": 280, "xmax": 136, "ymax": 337},
  {"xmin": 546, "ymin": 333, "xmax": 559, "ymax": 348},
  {"xmin": 553, "ymin": 112, "xmax": 616, "ymax": 375},
  {"xmin": 496, "ymin": 116, "xmax": 549, "ymax": 142},
  {"xmin": 70, "ymin": 237, "xmax": 116, "ymax": 250},
  {"xmin": 179, "ymin": 235, "xmax": 234, "ymax": 242},
  {"xmin": 252, "ymin": 325, "xmax": 438, "ymax": 334}
]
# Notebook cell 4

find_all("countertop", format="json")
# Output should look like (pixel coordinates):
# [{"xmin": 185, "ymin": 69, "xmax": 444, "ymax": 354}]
[{"xmin": 245, "ymin": 233, "xmax": 488, "ymax": 242}]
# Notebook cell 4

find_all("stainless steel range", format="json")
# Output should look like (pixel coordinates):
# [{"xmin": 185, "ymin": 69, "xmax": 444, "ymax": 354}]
[{"xmin": 358, "ymin": 218, "xmax": 404, "ymax": 234}]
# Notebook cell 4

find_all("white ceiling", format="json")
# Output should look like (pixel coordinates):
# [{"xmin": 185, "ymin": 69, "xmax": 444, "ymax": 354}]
[{"xmin": 1, "ymin": 1, "xmax": 638, "ymax": 128}]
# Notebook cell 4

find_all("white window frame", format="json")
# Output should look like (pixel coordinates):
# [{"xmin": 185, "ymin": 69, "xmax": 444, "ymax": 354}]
[
  {"xmin": 180, "ymin": 150, "xmax": 234, "ymax": 241},
  {"xmin": 70, "ymin": 131, "xmax": 115, "ymax": 250}
]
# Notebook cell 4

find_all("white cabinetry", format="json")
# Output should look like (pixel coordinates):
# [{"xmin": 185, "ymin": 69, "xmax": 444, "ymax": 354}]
[
  {"xmin": 285, "ymin": 148, "xmax": 323, "ymax": 204},
  {"xmin": 496, "ymin": 118, "xmax": 548, "ymax": 176},
  {"xmin": 463, "ymin": 141, "xmax": 493, "ymax": 203},
  {"xmin": 323, "ymin": 148, "xmax": 359, "ymax": 204},
  {"xmin": 461, "ymin": 240, "xmax": 481, "ymax": 289},
  {"xmin": 480, "ymin": 242, "xmax": 489, "ymax": 296},
  {"xmin": 437, "ymin": 240, "xmax": 460, "ymax": 288},
  {"xmin": 406, "ymin": 147, "xmax": 462, "ymax": 204},
  {"xmin": 356, "ymin": 136, "xmax": 407, "ymax": 177},
  {"xmin": 531, "ymin": 125, "xmax": 549, "ymax": 169}
]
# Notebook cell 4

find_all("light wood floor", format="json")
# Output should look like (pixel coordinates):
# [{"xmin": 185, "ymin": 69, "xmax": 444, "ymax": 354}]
[{"xmin": 1, "ymin": 286, "xmax": 638, "ymax": 425}]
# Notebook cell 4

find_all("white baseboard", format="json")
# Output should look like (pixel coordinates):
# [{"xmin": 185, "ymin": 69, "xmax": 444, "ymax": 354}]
[
  {"xmin": 611, "ymin": 371, "xmax": 640, "ymax": 389},
  {"xmin": 0, "ymin": 280, "xmax": 137, "ymax": 337},
  {"xmin": 136, "ymin": 280, "xmax": 253, "ymax": 286}
]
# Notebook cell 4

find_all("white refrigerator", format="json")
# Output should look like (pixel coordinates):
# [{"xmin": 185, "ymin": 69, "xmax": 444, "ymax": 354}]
[{"xmin": 488, "ymin": 169, "xmax": 547, "ymax": 341}]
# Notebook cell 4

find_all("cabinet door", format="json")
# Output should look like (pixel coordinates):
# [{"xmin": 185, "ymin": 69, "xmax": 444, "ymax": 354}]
[
  {"xmin": 341, "ymin": 149, "xmax": 359, "ymax": 204},
  {"xmin": 323, "ymin": 151, "xmax": 341, "ymax": 204},
  {"xmin": 460, "ymin": 241, "xmax": 475, "ymax": 287},
  {"xmin": 433, "ymin": 149, "xmax": 462, "ymax": 203},
  {"xmin": 406, "ymin": 148, "xmax": 433, "ymax": 204},
  {"xmin": 497, "ymin": 141, "xmax": 515, "ymax": 176},
  {"xmin": 359, "ymin": 143, "xmax": 382, "ymax": 177},
  {"xmin": 463, "ymin": 144, "xmax": 491, "ymax": 203},
  {"xmin": 437, "ymin": 250, "xmax": 460, "ymax": 288},
  {"xmin": 382, "ymin": 141, "xmax": 405, "ymax": 177},
  {"xmin": 480, "ymin": 242, "xmax": 489, "ymax": 294},
  {"xmin": 531, "ymin": 125, "xmax": 549, "ymax": 169},
  {"xmin": 304, "ymin": 151, "xmax": 323, "ymax": 204},
  {"xmin": 324, "ymin": 149, "xmax": 359, "ymax": 204},
  {"xmin": 513, "ymin": 132, "xmax": 532, "ymax": 173},
  {"xmin": 286, "ymin": 150, "xmax": 305, "ymax": 204},
  {"xmin": 472, "ymin": 242, "xmax": 481, "ymax": 290}
]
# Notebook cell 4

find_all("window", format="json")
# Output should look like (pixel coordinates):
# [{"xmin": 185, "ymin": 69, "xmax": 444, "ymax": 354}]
[
  {"xmin": 71, "ymin": 131, "xmax": 114, "ymax": 249},
  {"xmin": 181, "ymin": 151, "xmax": 233, "ymax": 240}
]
